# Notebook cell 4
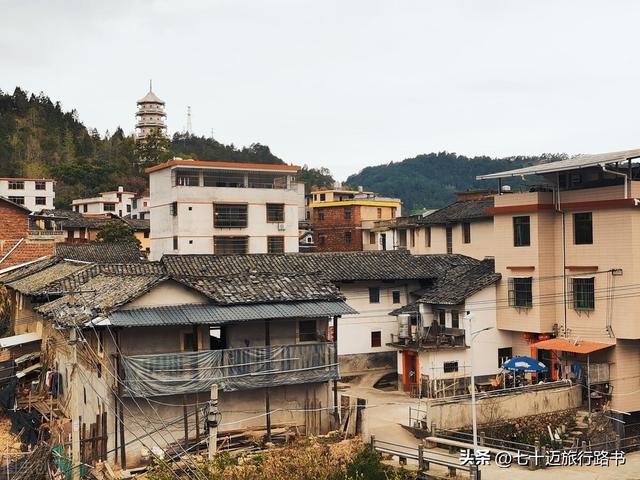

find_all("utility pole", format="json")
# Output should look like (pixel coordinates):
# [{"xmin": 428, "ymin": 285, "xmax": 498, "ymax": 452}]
[
  {"xmin": 207, "ymin": 384, "xmax": 219, "ymax": 460},
  {"xmin": 70, "ymin": 328, "xmax": 81, "ymax": 480}
]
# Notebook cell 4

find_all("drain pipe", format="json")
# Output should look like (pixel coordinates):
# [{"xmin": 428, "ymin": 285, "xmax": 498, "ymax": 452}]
[
  {"xmin": 554, "ymin": 174, "xmax": 568, "ymax": 338},
  {"xmin": 600, "ymin": 164, "xmax": 628, "ymax": 199}
]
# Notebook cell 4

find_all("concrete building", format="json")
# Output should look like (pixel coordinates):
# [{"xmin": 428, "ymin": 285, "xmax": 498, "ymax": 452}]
[
  {"xmin": 135, "ymin": 83, "xmax": 167, "ymax": 140},
  {"xmin": 146, "ymin": 159, "xmax": 302, "ymax": 259},
  {"xmin": 373, "ymin": 192, "xmax": 495, "ymax": 258},
  {"xmin": 71, "ymin": 186, "xmax": 136, "ymax": 218},
  {"xmin": 309, "ymin": 187, "xmax": 401, "ymax": 252},
  {"xmin": 0, "ymin": 178, "xmax": 55, "ymax": 211},
  {"xmin": 476, "ymin": 148, "xmax": 640, "ymax": 415},
  {"xmin": 130, "ymin": 193, "xmax": 150, "ymax": 220}
]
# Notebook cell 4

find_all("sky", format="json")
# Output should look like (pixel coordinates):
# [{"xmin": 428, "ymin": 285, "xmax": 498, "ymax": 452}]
[{"xmin": 2, "ymin": 0, "xmax": 640, "ymax": 180}]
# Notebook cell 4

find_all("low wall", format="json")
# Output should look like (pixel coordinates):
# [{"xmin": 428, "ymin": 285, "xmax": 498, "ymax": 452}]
[
  {"xmin": 339, "ymin": 351, "xmax": 396, "ymax": 374},
  {"xmin": 425, "ymin": 382, "xmax": 581, "ymax": 431}
]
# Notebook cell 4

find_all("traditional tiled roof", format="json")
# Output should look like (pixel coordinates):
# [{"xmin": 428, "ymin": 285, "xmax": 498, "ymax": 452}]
[
  {"xmin": 55, "ymin": 243, "xmax": 143, "ymax": 263},
  {"xmin": 421, "ymin": 198, "xmax": 494, "ymax": 225},
  {"xmin": 122, "ymin": 218, "xmax": 150, "ymax": 231},
  {"xmin": 5, "ymin": 260, "xmax": 88, "ymax": 295},
  {"xmin": 0, "ymin": 257, "xmax": 59, "ymax": 283},
  {"xmin": 416, "ymin": 259, "xmax": 500, "ymax": 305},
  {"xmin": 162, "ymin": 251, "xmax": 476, "ymax": 282},
  {"xmin": 37, "ymin": 274, "xmax": 167, "ymax": 323},
  {"xmin": 175, "ymin": 272, "xmax": 343, "ymax": 305}
]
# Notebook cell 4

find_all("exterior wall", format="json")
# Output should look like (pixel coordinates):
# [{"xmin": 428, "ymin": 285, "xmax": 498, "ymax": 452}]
[
  {"xmin": 0, "ymin": 179, "xmax": 55, "ymax": 211},
  {"xmin": 0, "ymin": 202, "xmax": 29, "ymax": 239},
  {"xmin": 72, "ymin": 191, "xmax": 135, "ymax": 217},
  {"xmin": 122, "ymin": 280, "xmax": 209, "ymax": 309},
  {"xmin": 131, "ymin": 196, "xmax": 150, "ymax": 220},
  {"xmin": 149, "ymin": 167, "xmax": 300, "ymax": 260},
  {"xmin": 338, "ymin": 281, "xmax": 420, "ymax": 357},
  {"xmin": 312, "ymin": 205, "xmax": 362, "ymax": 252}
]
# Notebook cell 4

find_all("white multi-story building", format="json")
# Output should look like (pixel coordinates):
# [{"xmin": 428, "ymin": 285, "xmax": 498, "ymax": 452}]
[
  {"xmin": 131, "ymin": 194, "xmax": 150, "ymax": 219},
  {"xmin": 0, "ymin": 177, "xmax": 55, "ymax": 211},
  {"xmin": 146, "ymin": 159, "xmax": 301, "ymax": 259},
  {"xmin": 71, "ymin": 186, "xmax": 136, "ymax": 217}
]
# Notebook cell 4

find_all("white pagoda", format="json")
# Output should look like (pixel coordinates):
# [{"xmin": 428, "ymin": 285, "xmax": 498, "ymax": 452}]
[{"xmin": 135, "ymin": 81, "xmax": 167, "ymax": 140}]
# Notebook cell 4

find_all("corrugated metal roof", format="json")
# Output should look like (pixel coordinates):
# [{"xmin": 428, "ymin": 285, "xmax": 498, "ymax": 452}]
[
  {"xmin": 476, "ymin": 149, "xmax": 640, "ymax": 180},
  {"xmin": 0, "ymin": 332, "xmax": 41, "ymax": 348},
  {"xmin": 108, "ymin": 301, "xmax": 357, "ymax": 327}
]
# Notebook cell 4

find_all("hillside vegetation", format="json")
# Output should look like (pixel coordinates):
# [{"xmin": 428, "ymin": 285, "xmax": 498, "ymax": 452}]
[
  {"xmin": 0, "ymin": 87, "xmax": 334, "ymax": 207},
  {"xmin": 346, "ymin": 152, "xmax": 566, "ymax": 212}
]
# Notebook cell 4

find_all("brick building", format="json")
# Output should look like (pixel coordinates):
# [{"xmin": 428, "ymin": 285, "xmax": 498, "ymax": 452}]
[{"xmin": 310, "ymin": 188, "xmax": 401, "ymax": 252}]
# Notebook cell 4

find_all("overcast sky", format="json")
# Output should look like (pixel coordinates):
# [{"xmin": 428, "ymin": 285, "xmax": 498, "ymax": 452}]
[{"xmin": 2, "ymin": 1, "xmax": 640, "ymax": 180}]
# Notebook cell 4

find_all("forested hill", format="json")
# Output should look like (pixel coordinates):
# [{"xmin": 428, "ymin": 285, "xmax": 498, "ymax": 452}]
[
  {"xmin": 346, "ymin": 152, "xmax": 567, "ymax": 212},
  {"xmin": 0, "ymin": 87, "xmax": 333, "ymax": 207}
]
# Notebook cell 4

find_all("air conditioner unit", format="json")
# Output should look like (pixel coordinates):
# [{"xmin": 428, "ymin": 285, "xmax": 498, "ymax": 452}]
[{"xmin": 277, "ymin": 223, "xmax": 286, "ymax": 232}]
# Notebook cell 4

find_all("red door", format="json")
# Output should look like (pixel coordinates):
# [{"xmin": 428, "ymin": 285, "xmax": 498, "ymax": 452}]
[{"xmin": 402, "ymin": 351, "xmax": 418, "ymax": 392}]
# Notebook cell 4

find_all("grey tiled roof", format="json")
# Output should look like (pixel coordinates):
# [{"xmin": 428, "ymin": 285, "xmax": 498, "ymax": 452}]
[
  {"xmin": 122, "ymin": 218, "xmax": 150, "ymax": 231},
  {"xmin": 5, "ymin": 261, "xmax": 89, "ymax": 295},
  {"xmin": 108, "ymin": 301, "xmax": 357, "ymax": 327},
  {"xmin": 0, "ymin": 257, "xmax": 60, "ymax": 283},
  {"xmin": 175, "ymin": 272, "xmax": 344, "ymax": 305},
  {"xmin": 162, "ymin": 251, "xmax": 476, "ymax": 282},
  {"xmin": 55, "ymin": 243, "xmax": 143, "ymax": 263},
  {"xmin": 416, "ymin": 259, "xmax": 500, "ymax": 305},
  {"xmin": 421, "ymin": 198, "xmax": 494, "ymax": 225}
]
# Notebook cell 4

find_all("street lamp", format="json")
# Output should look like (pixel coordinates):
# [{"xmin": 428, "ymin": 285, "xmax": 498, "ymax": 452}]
[{"xmin": 464, "ymin": 311, "xmax": 493, "ymax": 480}]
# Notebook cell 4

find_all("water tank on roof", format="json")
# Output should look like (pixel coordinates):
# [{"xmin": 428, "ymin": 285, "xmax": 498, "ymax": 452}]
[{"xmin": 501, "ymin": 185, "xmax": 512, "ymax": 193}]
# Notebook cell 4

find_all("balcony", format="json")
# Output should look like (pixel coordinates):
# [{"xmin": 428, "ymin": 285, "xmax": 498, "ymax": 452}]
[
  {"xmin": 120, "ymin": 342, "xmax": 338, "ymax": 397},
  {"xmin": 28, "ymin": 229, "xmax": 65, "ymax": 239},
  {"xmin": 389, "ymin": 323, "xmax": 467, "ymax": 350}
]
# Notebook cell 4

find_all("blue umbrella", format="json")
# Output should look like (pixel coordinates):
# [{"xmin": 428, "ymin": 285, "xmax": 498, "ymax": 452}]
[{"xmin": 501, "ymin": 356, "xmax": 548, "ymax": 373}]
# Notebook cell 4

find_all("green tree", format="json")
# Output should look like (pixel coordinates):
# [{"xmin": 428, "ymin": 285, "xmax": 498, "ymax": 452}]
[
  {"xmin": 298, "ymin": 165, "xmax": 335, "ymax": 193},
  {"xmin": 96, "ymin": 221, "xmax": 141, "ymax": 247},
  {"xmin": 134, "ymin": 131, "xmax": 171, "ymax": 167}
]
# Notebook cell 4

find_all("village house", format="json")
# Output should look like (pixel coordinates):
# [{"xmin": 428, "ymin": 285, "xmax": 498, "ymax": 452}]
[
  {"xmin": 146, "ymin": 159, "xmax": 303, "ymax": 259},
  {"xmin": 475, "ymin": 149, "xmax": 640, "ymax": 419},
  {"xmin": 130, "ymin": 192, "xmax": 150, "ymax": 220},
  {"xmin": 71, "ymin": 186, "xmax": 136, "ymax": 218},
  {"xmin": 0, "ymin": 177, "xmax": 55, "ymax": 212},
  {"xmin": 0, "ymin": 256, "xmax": 354, "ymax": 469},
  {"xmin": 373, "ymin": 192, "xmax": 495, "ymax": 258},
  {"xmin": 309, "ymin": 187, "xmax": 401, "ymax": 252}
]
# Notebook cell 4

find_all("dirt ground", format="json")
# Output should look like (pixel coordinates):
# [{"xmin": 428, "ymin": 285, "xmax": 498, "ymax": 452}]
[
  {"xmin": 0, "ymin": 415, "xmax": 22, "ymax": 453},
  {"xmin": 341, "ymin": 374, "xmax": 640, "ymax": 479}
]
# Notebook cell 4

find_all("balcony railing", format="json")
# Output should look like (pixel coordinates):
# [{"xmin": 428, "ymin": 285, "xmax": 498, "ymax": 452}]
[
  {"xmin": 121, "ymin": 342, "xmax": 338, "ymax": 397},
  {"xmin": 389, "ymin": 324, "xmax": 467, "ymax": 350},
  {"xmin": 28, "ymin": 229, "xmax": 65, "ymax": 237}
]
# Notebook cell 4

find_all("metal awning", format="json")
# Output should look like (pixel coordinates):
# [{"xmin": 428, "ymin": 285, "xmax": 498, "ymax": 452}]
[
  {"xmin": 99, "ymin": 301, "xmax": 358, "ymax": 328},
  {"xmin": 532, "ymin": 338, "xmax": 614, "ymax": 355},
  {"xmin": 476, "ymin": 149, "xmax": 640, "ymax": 180},
  {"xmin": 0, "ymin": 332, "xmax": 41, "ymax": 349}
]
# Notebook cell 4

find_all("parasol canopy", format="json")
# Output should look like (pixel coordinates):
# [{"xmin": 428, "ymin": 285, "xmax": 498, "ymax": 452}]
[{"xmin": 501, "ymin": 356, "xmax": 548, "ymax": 373}]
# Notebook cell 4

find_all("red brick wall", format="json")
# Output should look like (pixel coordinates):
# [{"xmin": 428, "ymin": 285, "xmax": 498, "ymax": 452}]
[
  {"xmin": 0, "ymin": 202, "xmax": 28, "ymax": 240},
  {"xmin": 313, "ymin": 205, "xmax": 363, "ymax": 252}
]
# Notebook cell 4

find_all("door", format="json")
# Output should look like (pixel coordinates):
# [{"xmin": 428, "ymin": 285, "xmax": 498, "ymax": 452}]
[
  {"xmin": 380, "ymin": 233, "xmax": 387, "ymax": 251},
  {"xmin": 402, "ymin": 351, "xmax": 418, "ymax": 392}
]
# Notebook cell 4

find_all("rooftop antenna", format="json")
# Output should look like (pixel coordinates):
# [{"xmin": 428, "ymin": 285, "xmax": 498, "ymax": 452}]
[{"xmin": 186, "ymin": 106, "xmax": 193, "ymax": 135}]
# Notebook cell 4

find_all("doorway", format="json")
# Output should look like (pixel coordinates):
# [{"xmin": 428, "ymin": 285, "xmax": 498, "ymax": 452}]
[{"xmin": 402, "ymin": 351, "xmax": 418, "ymax": 392}]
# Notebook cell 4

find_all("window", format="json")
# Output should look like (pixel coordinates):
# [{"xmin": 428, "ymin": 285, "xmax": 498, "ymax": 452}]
[
  {"xmin": 170, "ymin": 202, "xmax": 178, "ymax": 217},
  {"xmin": 182, "ymin": 332, "xmax": 197, "ymax": 351},
  {"xmin": 443, "ymin": 361, "xmax": 459, "ymax": 373},
  {"xmin": 344, "ymin": 207, "xmax": 352, "ymax": 220},
  {"xmin": 267, "ymin": 236, "xmax": 285, "ymax": 254},
  {"xmin": 176, "ymin": 169, "xmax": 200, "ymax": 186},
  {"xmin": 438, "ymin": 309, "xmax": 446, "ymax": 327},
  {"xmin": 425, "ymin": 227, "xmax": 431, "ymax": 247},
  {"xmin": 214, "ymin": 236, "xmax": 248, "ymax": 255},
  {"xmin": 410, "ymin": 229, "xmax": 416, "ymax": 247},
  {"xmin": 319, "ymin": 193, "xmax": 326, "ymax": 201},
  {"xmin": 203, "ymin": 170, "xmax": 245, "ymax": 187},
  {"xmin": 344, "ymin": 231, "xmax": 352, "ymax": 244},
  {"xmin": 451, "ymin": 310, "xmax": 459, "ymax": 329},
  {"xmin": 391, "ymin": 207, "xmax": 397, "ymax": 218},
  {"xmin": 508, "ymin": 277, "xmax": 533, "ymax": 308},
  {"xmin": 132, "ymin": 198, "xmax": 138, "ymax": 209},
  {"xmin": 317, "ymin": 209, "xmax": 325, "ymax": 221},
  {"xmin": 7, "ymin": 196, "xmax": 24, "ymax": 205},
  {"xmin": 392, "ymin": 290, "xmax": 401, "ymax": 304},
  {"xmin": 214, "ymin": 204, "xmax": 248, "ymax": 228},
  {"xmin": 573, "ymin": 277, "xmax": 595, "ymax": 310},
  {"xmin": 369, "ymin": 287, "xmax": 380, "ymax": 303},
  {"xmin": 319, "ymin": 235, "xmax": 326, "ymax": 246},
  {"xmin": 126, "ymin": 204, "xmax": 131, "ymax": 213},
  {"xmin": 8, "ymin": 181, "xmax": 24, "ymax": 190},
  {"xmin": 376, "ymin": 208, "xmax": 382, "ymax": 219},
  {"xmin": 446, "ymin": 227, "xmax": 453, "ymax": 254},
  {"xmin": 462, "ymin": 222, "xmax": 471, "ymax": 244},
  {"xmin": 513, "ymin": 216, "xmax": 530, "ymax": 247},
  {"xmin": 83, "ymin": 204, "xmax": 88, "ymax": 213},
  {"xmin": 371, "ymin": 331, "xmax": 382, "ymax": 348},
  {"xmin": 172, "ymin": 236, "xmax": 178, "ymax": 250},
  {"xmin": 35, "ymin": 181, "xmax": 46, "ymax": 190},
  {"xmin": 143, "ymin": 231, "xmax": 149, "ymax": 239},
  {"xmin": 266, "ymin": 203, "xmax": 285, "ymax": 222},
  {"xmin": 35, "ymin": 197, "xmax": 46, "ymax": 206},
  {"xmin": 369, "ymin": 232, "xmax": 376, "ymax": 244},
  {"xmin": 574, "ymin": 212, "xmax": 593, "ymax": 245},
  {"xmin": 298, "ymin": 320, "xmax": 317, "ymax": 342},
  {"xmin": 398, "ymin": 229, "xmax": 407, "ymax": 248},
  {"xmin": 103, "ymin": 203, "xmax": 115, "ymax": 212},
  {"xmin": 498, "ymin": 347, "xmax": 512, "ymax": 368}
]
